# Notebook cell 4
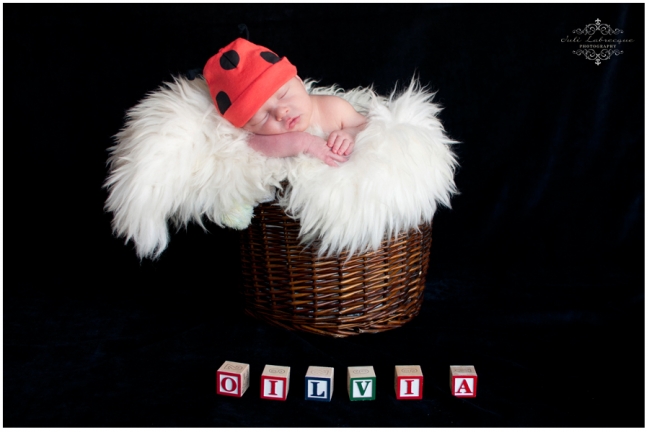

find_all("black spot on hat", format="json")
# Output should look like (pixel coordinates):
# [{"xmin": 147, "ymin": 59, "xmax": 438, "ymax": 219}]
[
  {"xmin": 260, "ymin": 51, "xmax": 280, "ymax": 64},
  {"xmin": 216, "ymin": 91, "xmax": 231, "ymax": 114},
  {"xmin": 220, "ymin": 50, "xmax": 240, "ymax": 70}
]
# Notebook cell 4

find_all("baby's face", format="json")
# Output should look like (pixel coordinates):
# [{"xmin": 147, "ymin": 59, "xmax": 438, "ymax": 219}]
[{"xmin": 243, "ymin": 77, "xmax": 312, "ymax": 135}]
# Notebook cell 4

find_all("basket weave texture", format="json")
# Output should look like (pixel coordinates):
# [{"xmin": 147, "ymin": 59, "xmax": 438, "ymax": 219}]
[{"xmin": 239, "ymin": 200, "xmax": 433, "ymax": 337}]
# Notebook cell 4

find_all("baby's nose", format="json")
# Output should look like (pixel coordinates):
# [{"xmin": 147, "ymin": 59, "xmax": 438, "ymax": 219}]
[{"xmin": 275, "ymin": 107, "xmax": 289, "ymax": 121}]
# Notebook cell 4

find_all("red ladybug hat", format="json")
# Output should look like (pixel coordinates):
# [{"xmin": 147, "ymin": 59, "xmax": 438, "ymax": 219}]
[{"xmin": 203, "ymin": 38, "xmax": 298, "ymax": 128}]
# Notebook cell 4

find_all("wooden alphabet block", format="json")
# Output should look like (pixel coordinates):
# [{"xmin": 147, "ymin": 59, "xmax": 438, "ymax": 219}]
[
  {"xmin": 216, "ymin": 361, "xmax": 250, "ymax": 397},
  {"xmin": 347, "ymin": 366, "xmax": 376, "ymax": 401},
  {"xmin": 260, "ymin": 365, "xmax": 291, "ymax": 401},
  {"xmin": 450, "ymin": 365, "xmax": 478, "ymax": 398},
  {"xmin": 394, "ymin": 365, "xmax": 424, "ymax": 400},
  {"xmin": 304, "ymin": 366, "xmax": 334, "ymax": 402}
]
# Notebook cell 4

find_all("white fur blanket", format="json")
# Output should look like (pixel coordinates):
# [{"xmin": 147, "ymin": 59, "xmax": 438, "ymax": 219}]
[{"xmin": 104, "ymin": 77, "xmax": 458, "ymax": 259}]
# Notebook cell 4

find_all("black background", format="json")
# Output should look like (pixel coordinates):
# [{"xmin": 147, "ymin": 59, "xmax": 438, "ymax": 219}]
[{"xmin": 3, "ymin": 3, "xmax": 644, "ymax": 427}]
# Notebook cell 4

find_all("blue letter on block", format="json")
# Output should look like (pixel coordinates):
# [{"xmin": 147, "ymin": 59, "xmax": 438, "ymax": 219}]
[{"xmin": 305, "ymin": 378, "xmax": 332, "ymax": 402}]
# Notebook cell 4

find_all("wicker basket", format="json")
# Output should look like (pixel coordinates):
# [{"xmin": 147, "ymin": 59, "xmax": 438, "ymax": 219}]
[{"xmin": 239, "ymin": 199, "xmax": 433, "ymax": 337}]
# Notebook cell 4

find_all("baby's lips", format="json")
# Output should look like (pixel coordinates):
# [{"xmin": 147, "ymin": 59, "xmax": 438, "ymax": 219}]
[{"xmin": 287, "ymin": 115, "xmax": 300, "ymax": 130}]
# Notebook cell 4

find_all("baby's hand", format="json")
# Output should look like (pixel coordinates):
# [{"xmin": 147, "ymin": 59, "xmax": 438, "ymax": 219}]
[
  {"xmin": 302, "ymin": 134, "xmax": 348, "ymax": 167},
  {"xmin": 327, "ymin": 130, "xmax": 355, "ymax": 156}
]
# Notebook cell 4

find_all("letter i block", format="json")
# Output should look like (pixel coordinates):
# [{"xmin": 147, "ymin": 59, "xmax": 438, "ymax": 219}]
[
  {"xmin": 450, "ymin": 365, "xmax": 478, "ymax": 398},
  {"xmin": 216, "ymin": 361, "xmax": 250, "ymax": 397},
  {"xmin": 394, "ymin": 365, "xmax": 424, "ymax": 400},
  {"xmin": 347, "ymin": 366, "xmax": 376, "ymax": 401},
  {"xmin": 260, "ymin": 365, "xmax": 291, "ymax": 401},
  {"xmin": 305, "ymin": 366, "xmax": 334, "ymax": 402}
]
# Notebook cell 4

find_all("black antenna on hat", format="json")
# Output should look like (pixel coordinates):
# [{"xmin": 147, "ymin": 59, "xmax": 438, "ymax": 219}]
[{"xmin": 238, "ymin": 23, "xmax": 250, "ymax": 40}]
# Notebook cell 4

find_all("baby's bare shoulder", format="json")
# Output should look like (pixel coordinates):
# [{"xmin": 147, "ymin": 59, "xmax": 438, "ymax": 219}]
[
  {"xmin": 312, "ymin": 94, "xmax": 352, "ymax": 110},
  {"xmin": 312, "ymin": 95, "xmax": 363, "ymax": 126}
]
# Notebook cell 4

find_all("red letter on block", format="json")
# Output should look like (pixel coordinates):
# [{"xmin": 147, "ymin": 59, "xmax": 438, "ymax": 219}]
[
  {"xmin": 394, "ymin": 366, "xmax": 424, "ymax": 400},
  {"xmin": 260, "ymin": 365, "xmax": 291, "ymax": 401},
  {"xmin": 216, "ymin": 361, "xmax": 250, "ymax": 397},
  {"xmin": 450, "ymin": 365, "xmax": 478, "ymax": 398}
]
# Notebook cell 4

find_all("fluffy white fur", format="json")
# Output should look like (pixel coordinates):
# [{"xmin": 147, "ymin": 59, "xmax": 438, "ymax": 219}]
[
  {"xmin": 104, "ymin": 76, "xmax": 458, "ymax": 259},
  {"xmin": 283, "ymin": 80, "xmax": 458, "ymax": 256},
  {"xmin": 104, "ymin": 77, "xmax": 287, "ymax": 258}
]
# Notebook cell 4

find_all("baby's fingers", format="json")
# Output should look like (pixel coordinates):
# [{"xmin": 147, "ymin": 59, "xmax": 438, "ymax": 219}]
[
  {"xmin": 331, "ymin": 152, "xmax": 349, "ymax": 164},
  {"xmin": 332, "ymin": 136, "xmax": 348, "ymax": 154},
  {"xmin": 338, "ymin": 139, "xmax": 354, "ymax": 155},
  {"xmin": 325, "ymin": 158, "xmax": 339, "ymax": 167},
  {"xmin": 325, "ymin": 153, "xmax": 347, "ymax": 167}
]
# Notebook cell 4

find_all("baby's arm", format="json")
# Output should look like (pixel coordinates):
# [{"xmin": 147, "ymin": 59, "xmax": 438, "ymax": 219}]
[
  {"xmin": 321, "ymin": 97, "xmax": 367, "ymax": 156},
  {"xmin": 248, "ymin": 132, "xmax": 348, "ymax": 167}
]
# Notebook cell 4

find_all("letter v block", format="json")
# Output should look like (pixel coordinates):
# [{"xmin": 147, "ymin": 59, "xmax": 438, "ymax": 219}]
[
  {"xmin": 260, "ymin": 365, "xmax": 291, "ymax": 401},
  {"xmin": 394, "ymin": 365, "xmax": 424, "ymax": 400},
  {"xmin": 347, "ymin": 366, "xmax": 376, "ymax": 401},
  {"xmin": 216, "ymin": 361, "xmax": 250, "ymax": 397},
  {"xmin": 450, "ymin": 365, "xmax": 478, "ymax": 398},
  {"xmin": 305, "ymin": 366, "xmax": 334, "ymax": 402}
]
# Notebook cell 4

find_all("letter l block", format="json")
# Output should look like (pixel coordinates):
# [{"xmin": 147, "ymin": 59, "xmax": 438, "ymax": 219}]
[{"xmin": 304, "ymin": 366, "xmax": 334, "ymax": 402}]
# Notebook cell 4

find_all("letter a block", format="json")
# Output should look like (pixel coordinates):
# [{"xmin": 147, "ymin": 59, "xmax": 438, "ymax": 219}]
[
  {"xmin": 347, "ymin": 366, "xmax": 376, "ymax": 401},
  {"xmin": 304, "ymin": 366, "xmax": 334, "ymax": 402},
  {"xmin": 260, "ymin": 365, "xmax": 290, "ymax": 401},
  {"xmin": 450, "ymin": 365, "xmax": 478, "ymax": 398},
  {"xmin": 216, "ymin": 361, "xmax": 250, "ymax": 397},
  {"xmin": 394, "ymin": 365, "xmax": 424, "ymax": 400}
]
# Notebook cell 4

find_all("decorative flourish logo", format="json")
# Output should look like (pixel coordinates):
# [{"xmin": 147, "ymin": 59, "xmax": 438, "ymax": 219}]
[
  {"xmin": 561, "ymin": 18, "xmax": 634, "ymax": 65},
  {"xmin": 573, "ymin": 18, "xmax": 622, "ymax": 36}
]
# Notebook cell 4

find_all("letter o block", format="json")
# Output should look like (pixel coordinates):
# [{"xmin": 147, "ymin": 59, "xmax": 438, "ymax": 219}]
[
  {"xmin": 394, "ymin": 365, "xmax": 424, "ymax": 400},
  {"xmin": 450, "ymin": 365, "xmax": 478, "ymax": 398},
  {"xmin": 260, "ymin": 365, "xmax": 291, "ymax": 401},
  {"xmin": 305, "ymin": 366, "xmax": 334, "ymax": 402},
  {"xmin": 216, "ymin": 361, "xmax": 250, "ymax": 397},
  {"xmin": 347, "ymin": 366, "xmax": 376, "ymax": 401}
]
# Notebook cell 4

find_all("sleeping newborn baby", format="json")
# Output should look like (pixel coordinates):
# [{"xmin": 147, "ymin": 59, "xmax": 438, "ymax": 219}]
[{"xmin": 203, "ymin": 38, "xmax": 366, "ymax": 167}]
